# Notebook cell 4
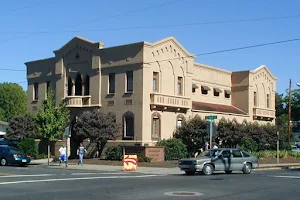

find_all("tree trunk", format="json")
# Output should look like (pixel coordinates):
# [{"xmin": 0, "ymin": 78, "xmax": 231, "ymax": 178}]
[
  {"xmin": 96, "ymin": 142, "xmax": 100, "ymax": 158},
  {"xmin": 47, "ymin": 140, "xmax": 50, "ymax": 166}
]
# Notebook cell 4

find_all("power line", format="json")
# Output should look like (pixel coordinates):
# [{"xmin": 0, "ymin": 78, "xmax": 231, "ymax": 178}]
[
  {"xmin": 1, "ymin": 36, "xmax": 299, "ymax": 72},
  {"xmin": 0, "ymin": 0, "xmax": 186, "ymax": 44},
  {"xmin": 145, "ymin": 37, "xmax": 300, "ymax": 64},
  {"xmin": 0, "ymin": 14, "xmax": 298, "ymax": 35}
]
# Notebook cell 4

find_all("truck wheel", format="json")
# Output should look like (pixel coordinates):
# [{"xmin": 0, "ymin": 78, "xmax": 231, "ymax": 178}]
[
  {"xmin": 0, "ymin": 158, "xmax": 7, "ymax": 166},
  {"xmin": 242, "ymin": 163, "xmax": 252, "ymax": 174},
  {"xmin": 202, "ymin": 164, "xmax": 214, "ymax": 175}
]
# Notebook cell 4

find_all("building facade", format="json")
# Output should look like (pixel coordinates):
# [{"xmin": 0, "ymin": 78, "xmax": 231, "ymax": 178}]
[{"xmin": 25, "ymin": 36, "xmax": 277, "ymax": 153}]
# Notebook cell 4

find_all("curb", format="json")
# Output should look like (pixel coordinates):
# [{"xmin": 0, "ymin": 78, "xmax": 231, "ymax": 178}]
[
  {"xmin": 29, "ymin": 162, "xmax": 300, "ymax": 173},
  {"xmin": 254, "ymin": 165, "xmax": 300, "ymax": 171}
]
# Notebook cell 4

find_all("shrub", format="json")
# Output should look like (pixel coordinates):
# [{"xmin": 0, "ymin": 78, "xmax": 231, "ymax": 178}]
[
  {"xmin": 241, "ymin": 138, "xmax": 258, "ymax": 153},
  {"xmin": 280, "ymin": 142, "xmax": 292, "ymax": 151},
  {"xmin": 105, "ymin": 145, "xmax": 123, "ymax": 161},
  {"xmin": 36, "ymin": 154, "xmax": 47, "ymax": 159},
  {"xmin": 17, "ymin": 138, "xmax": 38, "ymax": 158},
  {"xmin": 156, "ymin": 138, "xmax": 188, "ymax": 160},
  {"xmin": 138, "ymin": 155, "xmax": 152, "ymax": 163}
]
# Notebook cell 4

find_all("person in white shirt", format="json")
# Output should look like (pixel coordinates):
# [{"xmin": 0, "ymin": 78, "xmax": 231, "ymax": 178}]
[
  {"xmin": 58, "ymin": 145, "xmax": 66, "ymax": 165},
  {"xmin": 213, "ymin": 143, "xmax": 218, "ymax": 149}
]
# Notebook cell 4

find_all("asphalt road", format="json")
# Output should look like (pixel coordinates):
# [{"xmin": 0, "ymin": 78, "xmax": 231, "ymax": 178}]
[{"xmin": 1, "ymin": 166, "xmax": 300, "ymax": 200}]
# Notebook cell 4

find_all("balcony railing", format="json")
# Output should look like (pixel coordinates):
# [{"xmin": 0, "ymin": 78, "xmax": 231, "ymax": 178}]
[
  {"xmin": 64, "ymin": 96, "xmax": 91, "ymax": 108},
  {"xmin": 150, "ymin": 93, "xmax": 191, "ymax": 110},
  {"xmin": 253, "ymin": 107, "xmax": 275, "ymax": 118}
]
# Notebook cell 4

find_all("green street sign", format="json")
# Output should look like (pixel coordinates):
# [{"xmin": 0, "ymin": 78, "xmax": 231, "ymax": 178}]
[{"xmin": 205, "ymin": 115, "xmax": 217, "ymax": 120}]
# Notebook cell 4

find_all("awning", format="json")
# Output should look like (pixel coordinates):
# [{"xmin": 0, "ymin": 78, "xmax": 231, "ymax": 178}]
[
  {"xmin": 225, "ymin": 90, "xmax": 232, "ymax": 94},
  {"xmin": 192, "ymin": 84, "xmax": 199, "ymax": 89},
  {"xmin": 192, "ymin": 101, "xmax": 247, "ymax": 115},
  {"xmin": 214, "ymin": 88, "xmax": 222, "ymax": 93},
  {"xmin": 201, "ymin": 85, "xmax": 211, "ymax": 91}
]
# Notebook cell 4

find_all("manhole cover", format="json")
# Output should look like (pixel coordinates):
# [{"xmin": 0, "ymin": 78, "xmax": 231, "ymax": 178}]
[{"xmin": 164, "ymin": 191, "xmax": 203, "ymax": 197}]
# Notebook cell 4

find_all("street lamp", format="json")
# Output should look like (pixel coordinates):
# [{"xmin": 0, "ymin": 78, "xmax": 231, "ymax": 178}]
[{"xmin": 297, "ymin": 83, "xmax": 300, "ymax": 87}]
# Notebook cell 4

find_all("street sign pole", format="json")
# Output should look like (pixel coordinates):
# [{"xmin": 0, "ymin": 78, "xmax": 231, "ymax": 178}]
[
  {"xmin": 205, "ymin": 115, "xmax": 217, "ymax": 157},
  {"xmin": 64, "ymin": 127, "xmax": 70, "ymax": 168},
  {"xmin": 277, "ymin": 131, "xmax": 279, "ymax": 166},
  {"xmin": 210, "ymin": 120, "xmax": 213, "ymax": 157}
]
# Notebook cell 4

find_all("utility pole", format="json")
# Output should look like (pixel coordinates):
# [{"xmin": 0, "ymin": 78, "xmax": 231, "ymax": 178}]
[{"xmin": 288, "ymin": 79, "xmax": 292, "ymax": 143}]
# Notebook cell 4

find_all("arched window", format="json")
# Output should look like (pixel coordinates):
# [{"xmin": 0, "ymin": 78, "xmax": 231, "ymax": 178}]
[
  {"xmin": 176, "ymin": 114, "xmax": 185, "ymax": 128},
  {"xmin": 68, "ymin": 77, "xmax": 73, "ymax": 96},
  {"xmin": 75, "ymin": 73, "xmax": 82, "ymax": 96},
  {"xmin": 84, "ymin": 75, "xmax": 90, "ymax": 96},
  {"xmin": 123, "ymin": 111, "xmax": 134, "ymax": 140},
  {"xmin": 152, "ymin": 112, "xmax": 161, "ymax": 139}
]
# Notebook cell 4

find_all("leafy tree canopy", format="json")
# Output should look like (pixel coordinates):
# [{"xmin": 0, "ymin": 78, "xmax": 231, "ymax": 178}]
[
  {"xmin": 0, "ymin": 82, "xmax": 27, "ymax": 122},
  {"xmin": 33, "ymin": 89, "xmax": 70, "ymax": 141},
  {"xmin": 73, "ymin": 110, "xmax": 121, "ymax": 156},
  {"xmin": 5, "ymin": 113, "xmax": 35, "ymax": 140},
  {"xmin": 174, "ymin": 116, "xmax": 208, "ymax": 156}
]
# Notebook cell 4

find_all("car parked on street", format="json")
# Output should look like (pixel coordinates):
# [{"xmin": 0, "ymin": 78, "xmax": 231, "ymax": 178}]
[
  {"xmin": 0, "ymin": 145, "xmax": 31, "ymax": 166},
  {"xmin": 178, "ymin": 148, "xmax": 258, "ymax": 175}
]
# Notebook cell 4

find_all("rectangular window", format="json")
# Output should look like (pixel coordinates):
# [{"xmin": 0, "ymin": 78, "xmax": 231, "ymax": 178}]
[
  {"xmin": 109, "ymin": 73, "xmax": 115, "ymax": 94},
  {"xmin": 152, "ymin": 117, "xmax": 160, "ymax": 138},
  {"xmin": 213, "ymin": 89, "xmax": 220, "ymax": 97},
  {"xmin": 124, "ymin": 116, "xmax": 134, "ymax": 138},
  {"xmin": 177, "ymin": 77, "xmax": 183, "ymax": 96},
  {"xmin": 153, "ymin": 72, "xmax": 159, "ymax": 92},
  {"xmin": 225, "ymin": 90, "xmax": 231, "ymax": 98},
  {"xmin": 201, "ymin": 86, "xmax": 208, "ymax": 95},
  {"xmin": 254, "ymin": 92, "xmax": 257, "ymax": 106},
  {"xmin": 126, "ymin": 71, "xmax": 133, "ymax": 92},
  {"xmin": 267, "ymin": 94, "xmax": 270, "ymax": 108},
  {"xmin": 34, "ymin": 83, "xmax": 39, "ymax": 100},
  {"xmin": 177, "ymin": 119, "xmax": 182, "ymax": 128}
]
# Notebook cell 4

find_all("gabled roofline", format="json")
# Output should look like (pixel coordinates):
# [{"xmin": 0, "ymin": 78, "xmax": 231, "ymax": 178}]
[
  {"xmin": 145, "ymin": 36, "xmax": 196, "ymax": 58},
  {"xmin": 53, "ymin": 36, "xmax": 105, "ymax": 54},
  {"xmin": 250, "ymin": 65, "xmax": 277, "ymax": 80},
  {"xmin": 25, "ymin": 57, "xmax": 55, "ymax": 66},
  {"xmin": 194, "ymin": 62, "xmax": 232, "ymax": 74}
]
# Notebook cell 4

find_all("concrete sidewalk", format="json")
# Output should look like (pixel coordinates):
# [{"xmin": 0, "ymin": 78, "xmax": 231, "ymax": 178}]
[{"xmin": 29, "ymin": 159, "xmax": 300, "ymax": 174}]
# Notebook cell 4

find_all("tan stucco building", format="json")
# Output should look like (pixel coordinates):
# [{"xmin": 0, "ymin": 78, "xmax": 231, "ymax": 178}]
[{"xmin": 25, "ymin": 36, "xmax": 277, "ymax": 154}]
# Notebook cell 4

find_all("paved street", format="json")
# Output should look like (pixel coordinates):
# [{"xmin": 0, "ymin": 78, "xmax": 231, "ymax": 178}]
[{"xmin": 1, "ymin": 166, "xmax": 300, "ymax": 200}]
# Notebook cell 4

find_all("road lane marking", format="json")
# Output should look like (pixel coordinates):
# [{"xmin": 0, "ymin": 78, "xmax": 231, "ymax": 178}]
[
  {"xmin": 269, "ymin": 175, "xmax": 300, "ymax": 179},
  {"xmin": 0, "ymin": 174, "xmax": 55, "ymax": 178},
  {"xmin": 0, "ymin": 174, "xmax": 165, "ymax": 185},
  {"xmin": 71, "ymin": 172, "xmax": 126, "ymax": 175}
]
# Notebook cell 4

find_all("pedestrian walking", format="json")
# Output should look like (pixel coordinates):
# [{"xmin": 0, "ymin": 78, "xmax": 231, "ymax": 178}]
[
  {"xmin": 58, "ymin": 144, "xmax": 66, "ymax": 165},
  {"xmin": 77, "ymin": 143, "xmax": 87, "ymax": 166}
]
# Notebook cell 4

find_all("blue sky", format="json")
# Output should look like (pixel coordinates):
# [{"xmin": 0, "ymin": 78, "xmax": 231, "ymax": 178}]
[{"xmin": 0, "ymin": 0, "xmax": 299, "ymax": 95}]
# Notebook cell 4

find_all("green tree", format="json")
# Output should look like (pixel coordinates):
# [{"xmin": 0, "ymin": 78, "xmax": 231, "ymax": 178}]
[
  {"xmin": 275, "ymin": 92, "xmax": 286, "ymax": 117},
  {"xmin": 5, "ymin": 113, "xmax": 35, "ymax": 140},
  {"xmin": 0, "ymin": 82, "xmax": 27, "ymax": 122},
  {"xmin": 73, "ymin": 110, "xmax": 121, "ymax": 157},
  {"xmin": 217, "ymin": 118, "xmax": 244, "ymax": 148},
  {"xmin": 33, "ymin": 89, "xmax": 70, "ymax": 165},
  {"xmin": 174, "ymin": 116, "xmax": 208, "ymax": 156}
]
